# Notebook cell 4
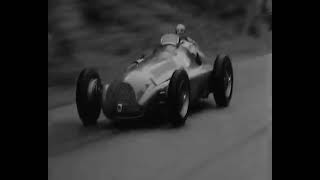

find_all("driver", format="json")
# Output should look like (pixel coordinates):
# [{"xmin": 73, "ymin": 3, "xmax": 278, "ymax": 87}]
[{"xmin": 175, "ymin": 24, "xmax": 205, "ymax": 59}]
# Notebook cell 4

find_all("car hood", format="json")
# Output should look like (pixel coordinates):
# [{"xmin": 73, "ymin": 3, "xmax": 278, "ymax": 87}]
[{"xmin": 121, "ymin": 45, "xmax": 190, "ymax": 101}]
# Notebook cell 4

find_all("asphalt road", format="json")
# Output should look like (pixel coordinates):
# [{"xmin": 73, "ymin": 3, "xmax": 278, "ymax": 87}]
[{"xmin": 48, "ymin": 53, "xmax": 272, "ymax": 180}]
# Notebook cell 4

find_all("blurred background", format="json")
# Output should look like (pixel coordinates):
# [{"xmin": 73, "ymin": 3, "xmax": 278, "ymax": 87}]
[{"xmin": 48, "ymin": 0, "xmax": 272, "ymax": 109}]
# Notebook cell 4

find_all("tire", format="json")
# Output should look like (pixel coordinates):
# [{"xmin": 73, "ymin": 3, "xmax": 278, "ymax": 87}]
[
  {"xmin": 211, "ymin": 54, "xmax": 233, "ymax": 107},
  {"xmin": 168, "ymin": 69, "xmax": 190, "ymax": 127},
  {"xmin": 76, "ymin": 68, "xmax": 102, "ymax": 126}
]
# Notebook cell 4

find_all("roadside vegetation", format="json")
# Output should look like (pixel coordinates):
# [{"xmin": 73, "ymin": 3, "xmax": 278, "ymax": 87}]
[{"xmin": 48, "ymin": 0, "xmax": 272, "ymax": 108}]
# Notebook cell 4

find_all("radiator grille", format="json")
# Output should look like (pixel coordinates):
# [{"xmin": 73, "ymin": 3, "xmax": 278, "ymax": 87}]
[{"xmin": 114, "ymin": 82, "xmax": 140, "ymax": 113}]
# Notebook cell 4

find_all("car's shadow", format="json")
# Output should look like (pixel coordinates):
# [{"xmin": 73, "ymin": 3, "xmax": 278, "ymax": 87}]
[{"xmin": 48, "ymin": 99, "xmax": 218, "ymax": 157}]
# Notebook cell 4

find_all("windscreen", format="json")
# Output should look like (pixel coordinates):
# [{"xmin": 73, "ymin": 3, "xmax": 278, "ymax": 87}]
[{"xmin": 160, "ymin": 33, "xmax": 179, "ymax": 46}]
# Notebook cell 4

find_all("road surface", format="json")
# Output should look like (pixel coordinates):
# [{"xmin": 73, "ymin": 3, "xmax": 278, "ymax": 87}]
[{"xmin": 48, "ymin": 53, "xmax": 272, "ymax": 180}]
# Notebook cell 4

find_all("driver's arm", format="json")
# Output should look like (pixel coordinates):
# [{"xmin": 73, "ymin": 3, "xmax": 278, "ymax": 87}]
[
  {"xmin": 197, "ymin": 49, "xmax": 205, "ymax": 58},
  {"xmin": 187, "ymin": 37, "xmax": 205, "ymax": 58},
  {"xmin": 186, "ymin": 37, "xmax": 196, "ymax": 44}
]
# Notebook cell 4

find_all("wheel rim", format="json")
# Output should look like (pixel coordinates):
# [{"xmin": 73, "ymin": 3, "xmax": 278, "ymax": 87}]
[
  {"xmin": 179, "ymin": 84, "xmax": 189, "ymax": 118},
  {"xmin": 224, "ymin": 70, "xmax": 232, "ymax": 98},
  {"xmin": 87, "ymin": 79, "xmax": 98, "ymax": 100}
]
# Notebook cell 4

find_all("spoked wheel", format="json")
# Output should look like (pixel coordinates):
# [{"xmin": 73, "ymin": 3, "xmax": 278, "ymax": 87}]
[
  {"xmin": 76, "ymin": 68, "xmax": 102, "ymax": 126},
  {"xmin": 179, "ymin": 89, "xmax": 190, "ymax": 118},
  {"xmin": 211, "ymin": 54, "xmax": 233, "ymax": 107},
  {"xmin": 168, "ymin": 69, "xmax": 190, "ymax": 127},
  {"xmin": 224, "ymin": 69, "xmax": 233, "ymax": 99}
]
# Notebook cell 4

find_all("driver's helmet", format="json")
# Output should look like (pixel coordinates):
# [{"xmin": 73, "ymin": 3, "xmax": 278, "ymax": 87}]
[{"xmin": 175, "ymin": 24, "xmax": 186, "ymax": 36}]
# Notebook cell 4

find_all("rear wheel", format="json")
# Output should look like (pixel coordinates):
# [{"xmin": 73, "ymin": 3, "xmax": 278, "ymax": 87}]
[
  {"xmin": 168, "ymin": 69, "xmax": 190, "ymax": 127},
  {"xmin": 76, "ymin": 68, "xmax": 102, "ymax": 126},
  {"xmin": 211, "ymin": 54, "xmax": 233, "ymax": 107}
]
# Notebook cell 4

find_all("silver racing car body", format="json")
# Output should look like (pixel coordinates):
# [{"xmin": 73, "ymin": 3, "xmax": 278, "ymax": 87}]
[{"xmin": 76, "ymin": 33, "xmax": 233, "ymax": 127}]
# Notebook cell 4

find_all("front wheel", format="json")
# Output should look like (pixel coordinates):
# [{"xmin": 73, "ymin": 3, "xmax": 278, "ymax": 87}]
[
  {"xmin": 168, "ymin": 69, "xmax": 190, "ymax": 127},
  {"xmin": 211, "ymin": 54, "xmax": 233, "ymax": 107},
  {"xmin": 76, "ymin": 68, "xmax": 102, "ymax": 126}
]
